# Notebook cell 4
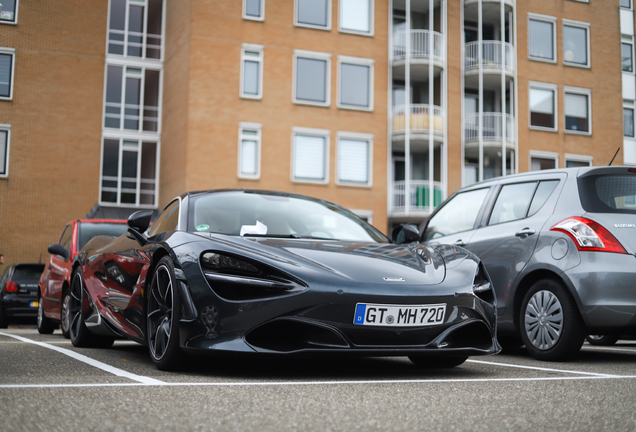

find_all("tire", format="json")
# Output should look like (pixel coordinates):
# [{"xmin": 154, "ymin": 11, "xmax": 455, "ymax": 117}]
[
  {"xmin": 61, "ymin": 290, "xmax": 72, "ymax": 339},
  {"xmin": 69, "ymin": 269, "xmax": 94, "ymax": 347},
  {"xmin": 586, "ymin": 335, "xmax": 619, "ymax": 346},
  {"xmin": 147, "ymin": 256, "xmax": 183, "ymax": 371},
  {"xmin": 519, "ymin": 279, "xmax": 585, "ymax": 361},
  {"xmin": 0, "ymin": 304, "xmax": 9, "ymax": 328},
  {"xmin": 408, "ymin": 355, "xmax": 468, "ymax": 368},
  {"xmin": 37, "ymin": 293, "xmax": 56, "ymax": 334}
]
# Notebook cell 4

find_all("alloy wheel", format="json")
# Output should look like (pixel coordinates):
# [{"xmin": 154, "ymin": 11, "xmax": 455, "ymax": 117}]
[
  {"xmin": 147, "ymin": 264, "xmax": 174, "ymax": 361},
  {"xmin": 524, "ymin": 290, "xmax": 564, "ymax": 350},
  {"xmin": 61, "ymin": 293, "xmax": 71, "ymax": 336},
  {"xmin": 68, "ymin": 272, "xmax": 85, "ymax": 342}
]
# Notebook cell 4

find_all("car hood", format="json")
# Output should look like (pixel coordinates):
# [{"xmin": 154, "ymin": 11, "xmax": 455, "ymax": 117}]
[{"xmin": 196, "ymin": 236, "xmax": 452, "ymax": 287}]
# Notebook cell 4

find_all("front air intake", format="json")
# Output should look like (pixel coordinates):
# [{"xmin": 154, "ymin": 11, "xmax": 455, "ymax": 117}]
[{"xmin": 245, "ymin": 319, "xmax": 350, "ymax": 352}]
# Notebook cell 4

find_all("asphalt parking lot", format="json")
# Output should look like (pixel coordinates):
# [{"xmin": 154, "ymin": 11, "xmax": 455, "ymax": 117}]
[{"xmin": 1, "ymin": 327, "xmax": 636, "ymax": 431}]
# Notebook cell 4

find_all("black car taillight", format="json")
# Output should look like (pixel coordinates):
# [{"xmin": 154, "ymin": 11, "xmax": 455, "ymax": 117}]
[
  {"xmin": 5, "ymin": 280, "xmax": 18, "ymax": 293},
  {"xmin": 551, "ymin": 217, "xmax": 627, "ymax": 254}
]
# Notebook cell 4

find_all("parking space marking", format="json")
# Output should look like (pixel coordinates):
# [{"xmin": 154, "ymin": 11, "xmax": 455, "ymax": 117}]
[
  {"xmin": 467, "ymin": 359, "xmax": 621, "ymax": 377},
  {"xmin": 0, "ymin": 332, "xmax": 164, "ymax": 385}
]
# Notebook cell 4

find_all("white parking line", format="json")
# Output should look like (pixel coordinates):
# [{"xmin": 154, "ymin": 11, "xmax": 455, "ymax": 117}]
[
  {"xmin": 466, "ymin": 359, "xmax": 621, "ymax": 378},
  {"xmin": 0, "ymin": 332, "xmax": 164, "ymax": 385}
]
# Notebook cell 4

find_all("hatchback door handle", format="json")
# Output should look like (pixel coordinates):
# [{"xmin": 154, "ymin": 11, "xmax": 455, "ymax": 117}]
[
  {"xmin": 515, "ymin": 228, "xmax": 536, "ymax": 238},
  {"xmin": 454, "ymin": 239, "xmax": 466, "ymax": 247}
]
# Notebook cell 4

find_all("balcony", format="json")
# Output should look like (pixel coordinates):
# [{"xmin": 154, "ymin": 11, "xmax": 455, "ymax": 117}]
[
  {"xmin": 392, "ymin": 104, "xmax": 444, "ymax": 146},
  {"xmin": 464, "ymin": 112, "xmax": 515, "ymax": 147},
  {"xmin": 464, "ymin": 41, "xmax": 515, "ymax": 87},
  {"xmin": 391, "ymin": 180, "xmax": 443, "ymax": 215},
  {"xmin": 393, "ymin": 30, "xmax": 445, "ymax": 80}
]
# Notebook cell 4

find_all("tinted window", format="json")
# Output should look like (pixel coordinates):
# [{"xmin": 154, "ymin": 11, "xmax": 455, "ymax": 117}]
[
  {"xmin": 579, "ymin": 174, "xmax": 636, "ymax": 214},
  {"xmin": 59, "ymin": 225, "xmax": 73, "ymax": 250},
  {"xmin": 424, "ymin": 188, "xmax": 489, "ymax": 240},
  {"xmin": 148, "ymin": 200, "xmax": 180, "ymax": 236},
  {"xmin": 528, "ymin": 180, "xmax": 559, "ymax": 217},
  {"xmin": 488, "ymin": 182, "xmax": 537, "ymax": 225},
  {"xmin": 78, "ymin": 222, "xmax": 128, "ymax": 250},
  {"xmin": 13, "ymin": 265, "xmax": 45, "ymax": 280}
]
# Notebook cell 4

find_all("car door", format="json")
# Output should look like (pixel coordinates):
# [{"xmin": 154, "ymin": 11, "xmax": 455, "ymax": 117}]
[
  {"xmin": 466, "ymin": 179, "xmax": 560, "ymax": 316},
  {"xmin": 422, "ymin": 186, "xmax": 493, "ymax": 248},
  {"xmin": 44, "ymin": 223, "xmax": 74, "ymax": 318}
]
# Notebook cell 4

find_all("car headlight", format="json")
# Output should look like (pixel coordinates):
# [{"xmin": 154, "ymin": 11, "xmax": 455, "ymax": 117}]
[{"xmin": 202, "ymin": 252, "xmax": 260, "ymax": 274}]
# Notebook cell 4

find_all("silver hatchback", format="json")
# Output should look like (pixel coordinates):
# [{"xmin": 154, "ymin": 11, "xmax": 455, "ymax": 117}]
[{"xmin": 416, "ymin": 166, "xmax": 636, "ymax": 361}]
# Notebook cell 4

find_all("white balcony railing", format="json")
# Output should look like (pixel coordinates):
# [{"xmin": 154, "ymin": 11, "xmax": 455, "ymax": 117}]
[
  {"xmin": 464, "ymin": 41, "xmax": 515, "ymax": 72},
  {"xmin": 464, "ymin": 113, "xmax": 515, "ymax": 141},
  {"xmin": 392, "ymin": 180, "xmax": 444, "ymax": 212},
  {"xmin": 392, "ymin": 104, "xmax": 444, "ymax": 134},
  {"xmin": 393, "ymin": 30, "xmax": 444, "ymax": 62}
]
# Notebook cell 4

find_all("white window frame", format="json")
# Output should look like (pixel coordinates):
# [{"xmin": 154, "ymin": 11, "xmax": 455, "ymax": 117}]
[
  {"xmin": 238, "ymin": 122, "xmax": 262, "ymax": 180},
  {"xmin": 336, "ymin": 131, "xmax": 373, "ymax": 187},
  {"xmin": 0, "ymin": 0, "xmax": 18, "ymax": 25},
  {"xmin": 294, "ymin": 0, "xmax": 331, "ymax": 31},
  {"xmin": 243, "ymin": 0, "xmax": 265, "ymax": 21},
  {"xmin": 293, "ymin": 50, "xmax": 331, "ymax": 107},
  {"xmin": 529, "ymin": 81, "xmax": 559, "ymax": 132},
  {"xmin": 0, "ymin": 124, "xmax": 10, "ymax": 177},
  {"xmin": 562, "ymin": 19, "xmax": 591, "ymax": 68},
  {"xmin": 564, "ymin": 86, "xmax": 592, "ymax": 135},
  {"xmin": 565, "ymin": 153, "xmax": 593, "ymax": 167},
  {"xmin": 337, "ymin": 56, "xmax": 374, "ymax": 111},
  {"xmin": 99, "ymin": 134, "xmax": 161, "ymax": 208},
  {"xmin": 0, "ymin": 47, "xmax": 15, "ymax": 100},
  {"xmin": 339, "ymin": 0, "xmax": 373, "ymax": 36},
  {"xmin": 240, "ymin": 44, "xmax": 264, "ymax": 100},
  {"xmin": 528, "ymin": 13, "xmax": 557, "ymax": 64},
  {"xmin": 106, "ymin": 0, "xmax": 166, "ymax": 61},
  {"xmin": 621, "ymin": 0, "xmax": 632, "ymax": 9},
  {"xmin": 622, "ymin": 39, "xmax": 634, "ymax": 73},
  {"xmin": 625, "ymin": 105, "xmax": 635, "ymax": 137},
  {"xmin": 291, "ymin": 127, "xmax": 330, "ymax": 184},
  {"xmin": 529, "ymin": 150, "xmax": 559, "ymax": 171}
]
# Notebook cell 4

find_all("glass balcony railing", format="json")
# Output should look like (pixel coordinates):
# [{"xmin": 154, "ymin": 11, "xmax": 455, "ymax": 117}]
[{"xmin": 464, "ymin": 41, "xmax": 515, "ymax": 72}]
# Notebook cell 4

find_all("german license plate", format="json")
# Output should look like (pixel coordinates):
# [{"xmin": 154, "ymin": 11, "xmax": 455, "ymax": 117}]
[
  {"xmin": 30, "ymin": 301, "xmax": 38, "ymax": 308},
  {"xmin": 354, "ymin": 303, "xmax": 446, "ymax": 327}
]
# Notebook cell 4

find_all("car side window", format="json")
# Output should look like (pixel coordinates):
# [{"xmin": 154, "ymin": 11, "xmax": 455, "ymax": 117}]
[
  {"xmin": 148, "ymin": 200, "xmax": 180, "ymax": 237},
  {"xmin": 528, "ymin": 180, "xmax": 559, "ymax": 217},
  {"xmin": 424, "ymin": 188, "xmax": 489, "ymax": 240},
  {"xmin": 488, "ymin": 182, "xmax": 537, "ymax": 225},
  {"xmin": 59, "ymin": 225, "xmax": 73, "ymax": 250}
]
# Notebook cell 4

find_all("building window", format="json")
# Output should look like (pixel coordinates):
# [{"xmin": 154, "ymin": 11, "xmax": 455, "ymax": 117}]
[
  {"xmin": 565, "ymin": 154, "xmax": 592, "ymax": 167},
  {"xmin": 104, "ymin": 65, "xmax": 161, "ymax": 132},
  {"xmin": 238, "ymin": 123, "xmax": 261, "ymax": 179},
  {"xmin": 293, "ymin": 51, "xmax": 331, "ymax": 106},
  {"xmin": 625, "ymin": 108, "xmax": 634, "ymax": 137},
  {"xmin": 623, "ymin": 43, "xmax": 633, "ymax": 72},
  {"xmin": 108, "ymin": 0, "xmax": 164, "ymax": 60},
  {"xmin": 292, "ymin": 128, "xmax": 329, "ymax": 183},
  {"xmin": 564, "ymin": 88, "xmax": 591, "ymax": 134},
  {"xmin": 337, "ymin": 132, "xmax": 372, "ymax": 186},
  {"xmin": 621, "ymin": 0, "xmax": 632, "ymax": 9},
  {"xmin": 243, "ymin": 0, "xmax": 264, "ymax": 21},
  {"xmin": 101, "ymin": 138, "xmax": 158, "ymax": 206},
  {"xmin": 528, "ymin": 15, "xmax": 556, "ymax": 62},
  {"xmin": 0, "ymin": 48, "xmax": 15, "ymax": 99},
  {"xmin": 530, "ymin": 151, "xmax": 559, "ymax": 171},
  {"xmin": 240, "ymin": 45, "xmax": 263, "ymax": 99},
  {"xmin": 295, "ymin": 0, "xmax": 330, "ymax": 30},
  {"xmin": 339, "ymin": 0, "xmax": 372, "ymax": 35},
  {"xmin": 0, "ymin": 0, "xmax": 18, "ymax": 24},
  {"xmin": 529, "ymin": 83, "xmax": 557, "ymax": 130},
  {"xmin": 0, "ymin": 125, "xmax": 9, "ymax": 177},
  {"xmin": 338, "ymin": 56, "xmax": 373, "ymax": 110},
  {"xmin": 563, "ymin": 20, "xmax": 590, "ymax": 67}
]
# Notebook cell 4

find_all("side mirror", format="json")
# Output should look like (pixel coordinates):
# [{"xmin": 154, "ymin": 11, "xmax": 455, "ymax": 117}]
[
  {"xmin": 128, "ymin": 210, "xmax": 153, "ymax": 233},
  {"xmin": 392, "ymin": 224, "xmax": 420, "ymax": 244},
  {"xmin": 48, "ymin": 243, "xmax": 69, "ymax": 261}
]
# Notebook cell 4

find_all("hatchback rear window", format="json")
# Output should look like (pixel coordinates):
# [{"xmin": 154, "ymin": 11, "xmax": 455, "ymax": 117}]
[
  {"xmin": 13, "ymin": 265, "xmax": 45, "ymax": 280},
  {"xmin": 79, "ymin": 223, "xmax": 128, "ymax": 250},
  {"xmin": 579, "ymin": 174, "xmax": 636, "ymax": 214}
]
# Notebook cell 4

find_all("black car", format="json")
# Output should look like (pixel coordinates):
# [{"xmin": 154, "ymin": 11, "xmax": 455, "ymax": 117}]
[
  {"xmin": 68, "ymin": 189, "xmax": 499, "ymax": 370},
  {"xmin": 0, "ymin": 263, "xmax": 45, "ymax": 328}
]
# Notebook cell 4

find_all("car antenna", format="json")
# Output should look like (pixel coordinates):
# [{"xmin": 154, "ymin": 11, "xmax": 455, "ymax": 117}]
[
  {"xmin": 38, "ymin": 253, "xmax": 42, "ymax": 263},
  {"xmin": 608, "ymin": 147, "xmax": 620, "ymax": 166}
]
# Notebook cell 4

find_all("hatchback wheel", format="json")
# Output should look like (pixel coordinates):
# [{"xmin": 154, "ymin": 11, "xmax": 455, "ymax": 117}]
[
  {"xmin": 37, "ymin": 293, "xmax": 56, "ymax": 334},
  {"xmin": 147, "ymin": 257, "xmax": 183, "ymax": 371},
  {"xmin": 520, "ymin": 279, "xmax": 585, "ymax": 361}
]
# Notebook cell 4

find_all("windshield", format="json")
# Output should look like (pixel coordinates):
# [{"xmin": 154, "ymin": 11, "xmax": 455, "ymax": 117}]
[
  {"xmin": 188, "ymin": 191, "xmax": 388, "ymax": 243},
  {"xmin": 578, "ymin": 174, "xmax": 636, "ymax": 214},
  {"xmin": 78, "ymin": 222, "xmax": 128, "ymax": 250}
]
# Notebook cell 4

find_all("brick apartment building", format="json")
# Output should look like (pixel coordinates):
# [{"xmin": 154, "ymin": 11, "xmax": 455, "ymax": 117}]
[{"xmin": 0, "ymin": 0, "xmax": 634, "ymax": 265}]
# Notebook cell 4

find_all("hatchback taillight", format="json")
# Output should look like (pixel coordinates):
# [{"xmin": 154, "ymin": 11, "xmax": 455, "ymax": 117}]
[
  {"xmin": 551, "ymin": 217, "xmax": 627, "ymax": 254},
  {"xmin": 5, "ymin": 280, "xmax": 18, "ymax": 292}
]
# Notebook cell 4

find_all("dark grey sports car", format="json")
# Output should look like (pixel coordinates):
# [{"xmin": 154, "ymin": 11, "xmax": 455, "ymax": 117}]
[{"xmin": 69, "ymin": 190, "xmax": 499, "ymax": 370}]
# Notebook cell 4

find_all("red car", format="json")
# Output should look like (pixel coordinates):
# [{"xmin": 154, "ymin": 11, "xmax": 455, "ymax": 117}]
[{"xmin": 37, "ymin": 219, "xmax": 128, "ymax": 336}]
